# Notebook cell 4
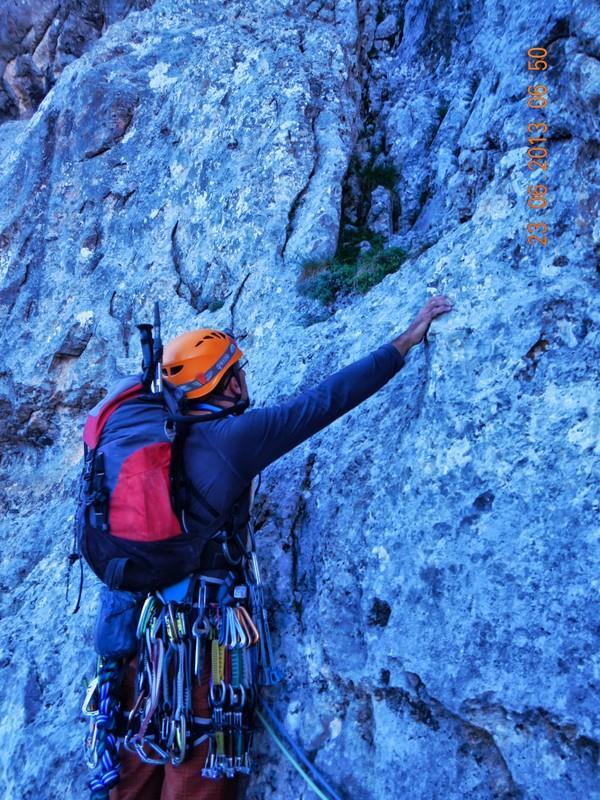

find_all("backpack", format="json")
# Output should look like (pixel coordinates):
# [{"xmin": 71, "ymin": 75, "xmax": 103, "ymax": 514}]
[{"xmin": 75, "ymin": 305, "xmax": 249, "ymax": 594}]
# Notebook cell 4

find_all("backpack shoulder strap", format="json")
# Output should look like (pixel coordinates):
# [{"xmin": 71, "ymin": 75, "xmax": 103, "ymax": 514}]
[
  {"xmin": 169, "ymin": 417, "xmax": 251, "ymax": 538},
  {"xmin": 169, "ymin": 420, "xmax": 224, "ymax": 530}
]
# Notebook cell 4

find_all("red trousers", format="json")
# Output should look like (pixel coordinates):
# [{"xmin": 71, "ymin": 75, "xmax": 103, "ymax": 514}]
[{"xmin": 110, "ymin": 659, "xmax": 239, "ymax": 800}]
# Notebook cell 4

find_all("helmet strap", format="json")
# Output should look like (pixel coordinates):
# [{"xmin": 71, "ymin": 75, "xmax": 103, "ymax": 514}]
[
  {"xmin": 186, "ymin": 362, "xmax": 250, "ymax": 415},
  {"xmin": 230, "ymin": 363, "xmax": 250, "ymax": 414},
  {"xmin": 203, "ymin": 392, "xmax": 249, "ymax": 415},
  {"xmin": 186, "ymin": 400, "xmax": 223, "ymax": 413}
]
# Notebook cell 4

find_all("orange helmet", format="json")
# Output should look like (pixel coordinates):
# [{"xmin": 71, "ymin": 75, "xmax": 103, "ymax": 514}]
[{"xmin": 161, "ymin": 329, "xmax": 243, "ymax": 400}]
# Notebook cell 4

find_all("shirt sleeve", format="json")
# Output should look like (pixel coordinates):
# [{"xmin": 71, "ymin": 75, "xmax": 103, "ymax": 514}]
[{"xmin": 216, "ymin": 342, "xmax": 405, "ymax": 479}]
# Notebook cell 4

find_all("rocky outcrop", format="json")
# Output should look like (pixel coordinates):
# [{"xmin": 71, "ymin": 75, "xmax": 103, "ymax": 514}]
[
  {"xmin": 0, "ymin": 0, "xmax": 598, "ymax": 798},
  {"xmin": 0, "ymin": 0, "xmax": 152, "ymax": 122}
]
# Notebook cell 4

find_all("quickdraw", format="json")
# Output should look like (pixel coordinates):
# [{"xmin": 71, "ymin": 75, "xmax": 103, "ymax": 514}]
[{"xmin": 201, "ymin": 582, "xmax": 258, "ymax": 778}]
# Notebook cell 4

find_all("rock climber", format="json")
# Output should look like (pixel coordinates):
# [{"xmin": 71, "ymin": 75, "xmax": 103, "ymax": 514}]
[{"xmin": 109, "ymin": 293, "xmax": 453, "ymax": 800}]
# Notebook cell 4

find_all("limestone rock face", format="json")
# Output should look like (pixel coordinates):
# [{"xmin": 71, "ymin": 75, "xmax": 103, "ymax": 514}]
[
  {"xmin": 0, "ymin": 0, "xmax": 598, "ymax": 799},
  {"xmin": 0, "ymin": 0, "xmax": 152, "ymax": 122}
]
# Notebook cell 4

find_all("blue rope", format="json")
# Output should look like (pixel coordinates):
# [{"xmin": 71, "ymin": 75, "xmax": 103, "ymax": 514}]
[
  {"xmin": 258, "ymin": 698, "xmax": 344, "ymax": 800},
  {"xmin": 88, "ymin": 660, "xmax": 123, "ymax": 800}
]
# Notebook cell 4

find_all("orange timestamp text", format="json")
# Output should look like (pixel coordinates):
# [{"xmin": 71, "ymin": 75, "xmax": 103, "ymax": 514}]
[{"xmin": 525, "ymin": 47, "xmax": 550, "ymax": 247}]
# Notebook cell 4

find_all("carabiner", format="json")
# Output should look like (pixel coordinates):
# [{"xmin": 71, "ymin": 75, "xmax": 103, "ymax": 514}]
[
  {"xmin": 137, "ymin": 596, "xmax": 160, "ymax": 639},
  {"xmin": 223, "ymin": 539, "xmax": 243, "ymax": 566},
  {"xmin": 218, "ymin": 608, "xmax": 228, "ymax": 647},
  {"xmin": 153, "ymin": 606, "xmax": 167, "ymax": 642},
  {"xmin": 175, "ymin": 608, "xmax": 187, "ymax": 639},
  {"xmin": 209, "ymin": 680, "xmax": 227, "ymax": 708},
  {"xmin": 127, "ymin": 735, "xmax": 170, "ymax": 766},
  {"xmin": 126, "ymin": 689, "xmax": 148, "ymax": 726},
  {"xmin": 225, "ymin": 607, "xmax": 239, "ymax": 648},
  {"xmin": 228, "ymin": 608, "xmax": 246, "ymax": 648},
  {"xmin": 229, "ymin": 684, "xmax": 246, "ymax": 710},
  {"xmin": 238, "ymin": 606, "xmax": 260, "ymax": 645},
  {"xmin": 169, "ymin": 715, "xmax": 187, "ymax": 766},
  {"xmin": 81, "ymin": 676, "xmax": 99, "ymax": 717},
  {"xmin": 192, "ymin": 614, "xmax": 209, "ymax": 638},
  {"xmin": 166, "ymin": 602, "xmax": 180, "ymax": 643},
  {"xmin": 84, "ymin": 722, "xmax": 99, "ymax": 768}
]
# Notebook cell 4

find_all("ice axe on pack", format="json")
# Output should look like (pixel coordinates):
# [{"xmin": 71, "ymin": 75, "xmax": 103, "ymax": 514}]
[{"xmin": 137, "ymin": 301, "xmax": 163, "ymax": 394}]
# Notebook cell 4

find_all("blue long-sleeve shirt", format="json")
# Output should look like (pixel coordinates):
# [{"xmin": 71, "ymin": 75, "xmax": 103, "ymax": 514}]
[{"xmin": 183, "ymin": 343, "xmax": 405, "ymax": 524}]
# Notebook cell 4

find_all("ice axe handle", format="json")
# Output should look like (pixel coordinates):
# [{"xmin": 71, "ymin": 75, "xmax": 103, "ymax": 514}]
[
  {"xmin": 152, "ymin": 302, "xmax": 163, "ymax": 394},
  {"xmin": 137, "ymin": 323, "xmax": 154, "ymax": 390}
]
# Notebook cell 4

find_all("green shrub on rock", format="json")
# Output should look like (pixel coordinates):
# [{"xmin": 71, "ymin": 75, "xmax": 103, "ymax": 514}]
[{"xmin": 298, "ymin": 244, "xmax": 406, "ymax": 305}]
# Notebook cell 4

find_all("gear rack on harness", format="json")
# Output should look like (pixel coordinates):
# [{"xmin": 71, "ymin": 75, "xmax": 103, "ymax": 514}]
[{"xmin": 83, "ymin": 521, "xmax": 282, "ymax": 794}]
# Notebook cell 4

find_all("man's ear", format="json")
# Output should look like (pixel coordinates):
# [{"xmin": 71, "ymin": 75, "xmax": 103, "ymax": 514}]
[{"xmin": 229, "ymin": 374, "xmax": 241, "ymax": 395}]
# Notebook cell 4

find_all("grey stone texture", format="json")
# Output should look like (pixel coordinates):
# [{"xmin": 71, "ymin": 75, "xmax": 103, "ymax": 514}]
[
  {"xmin": 0, "ymin": 0, "xmax": 153, "ymax": 122},
  {"xmin": 367, "ymin": 186, "xmax": 393, "ymax": 238},
  {"xmin": 0, "ymin": 0, "xmax": 598, "ymax": 798}
]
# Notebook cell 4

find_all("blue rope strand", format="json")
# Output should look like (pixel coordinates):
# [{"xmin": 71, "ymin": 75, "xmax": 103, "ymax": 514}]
[
  {"xmin": 87, "ymin": 659, "xmax": 123, "ymax": 800},
  {"xmin": 258, "ymin": 698, "xmax": 343, "ymax": 800}
]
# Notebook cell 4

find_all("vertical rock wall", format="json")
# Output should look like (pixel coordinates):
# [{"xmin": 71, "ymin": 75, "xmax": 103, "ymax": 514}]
[
  {"xmin": 0, "ymin": 0, "xmax": 598, "ymax": 798},
  {"xmin": 0, "ymin": 0, "xmax": 153, "ymax": 122}
]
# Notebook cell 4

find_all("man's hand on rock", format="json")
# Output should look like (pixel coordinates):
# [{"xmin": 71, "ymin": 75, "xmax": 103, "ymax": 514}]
[{"xmin": 392, "ymin": 295, "xmax": 453, "ymax": 357}]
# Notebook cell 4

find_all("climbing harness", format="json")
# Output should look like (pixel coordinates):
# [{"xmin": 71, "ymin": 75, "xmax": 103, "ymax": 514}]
[
  {"xmin": 119, "ymin": 572, "xmax": 260, "ymax": 777},
  {"xmin": 83, "ymin": 525, "xmax": 345, "ymax": 800}
]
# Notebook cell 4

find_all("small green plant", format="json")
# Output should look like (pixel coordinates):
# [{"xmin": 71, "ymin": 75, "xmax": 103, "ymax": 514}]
[
  {"xmin": 298, "ymin": 244, "xmax": 407, "ymax": 305},
  {"xmin": 362, "ymin": 162, "xmax": 400, "ymax": 192},
  {"xmin": 338, "ymin": 228, "xmax": 384, "ymax": 263},
  {"xmin": 354, "ymin": 246, "xmax": 407, "ymax": 293},
  {"xmin": 347, "ymin": 155, "xmax": 400, "ymax": 194}
]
